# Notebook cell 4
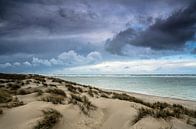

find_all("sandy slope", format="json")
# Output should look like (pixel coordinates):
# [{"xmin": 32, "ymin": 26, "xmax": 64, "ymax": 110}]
[{"xmin": 0, "ymin": 73, "xmax": 195, "ymax": 129}]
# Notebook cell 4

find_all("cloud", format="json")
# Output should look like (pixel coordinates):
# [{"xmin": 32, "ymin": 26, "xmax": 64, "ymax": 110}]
[
  {"xmin": 105, "ymin": 2, "xmax": 196, "ymax": 54},
  {"xmin": 191, "ymin": 49, "xmax": 196, "ymax": 54},
  {"xmin": 60, "ymin": 58, "xmax": 196, "ymax": 74},
  {"xmin": 30, "ymin": 50, "xmax": 102, "ymax": 67},
  {"xmin": 0, "ymin": 62, "xmax": 11, "ymax": 68},
  {"xmin": 0, "ymin": 50, "xmax": 102, "ymax": 72},
  {"xmin": 23, "ymin": 61, "xmax": 31, "ymax": 67}
]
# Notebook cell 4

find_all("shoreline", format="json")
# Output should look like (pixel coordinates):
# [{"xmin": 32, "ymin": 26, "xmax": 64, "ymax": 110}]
[
  {"xmin": 57, "ymin": 75, "xmax": 196, "ymax": 102},
  {"xmin": 56, "ymin": 76, "xmax": 196, "ymax": 103}
]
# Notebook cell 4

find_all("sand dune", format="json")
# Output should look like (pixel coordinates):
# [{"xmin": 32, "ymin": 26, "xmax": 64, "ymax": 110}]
[{"xmin": 0, "ymin": 73, "xmax": 196, "ymax": 129}]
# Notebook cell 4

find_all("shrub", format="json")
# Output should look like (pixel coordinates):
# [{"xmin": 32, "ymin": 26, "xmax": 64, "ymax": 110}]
[
  {"xmin": 9, "ymin": 84, "xmax": 21, "ymax": 90},
  {"xmin": 6, "ymin": 97, "xmax": 24, "ymax": 108},
  {"xmin": 100, "ymin": 93, "xmax": 109, "ymax": 98},
  {"xmin": 0, "ymin": 89, "xmax": 12, "ymax": 103},
  {"xmin": 41, "ymin": 95, "xmax": 64, "ymax": 104},
  {"xmin": 48, "ymin": 84, "xmax": 57, "ymax": 87},
  {"xmin": 34, "ymin": 108, "xmax": 62, "ymax": 129},
  {"xmin": 67, "ymin": 85, "xmax": 79, "ymax": 94},
  {"xmin": 17, "ymin": 89, "xmax": 30, "ymax": 95},
  {"xmin": 46, "ymin": 88, "xmax": 66, "ymax": 97},
  {"xmin": 36, "ymin": 90, "xmax": 43, "ymax": 96},
  {"xmin": 88, "ymin": 89, "xmax": 94, "ymax": 97},
  {"xmin": 71, "ymin": 94, "xmax": 83, "ymax": 102}
]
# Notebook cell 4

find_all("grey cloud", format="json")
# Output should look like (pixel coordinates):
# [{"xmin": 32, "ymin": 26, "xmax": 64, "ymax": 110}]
[
  {"xmin": 0, "ymin": 50, "xmax": 102, "ymax": 73},
  {"xmin": 0, "ymin": 38, "xmax": 98, "ymax": 57},
  {"xmin": 105, "ymin": 2, "xmax": 196, "ymax": 54}
]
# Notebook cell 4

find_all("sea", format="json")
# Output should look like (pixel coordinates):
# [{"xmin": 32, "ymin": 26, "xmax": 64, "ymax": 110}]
[{"xmin": 55, "ymin": 74, "xmax": 196, "ymax": 101}]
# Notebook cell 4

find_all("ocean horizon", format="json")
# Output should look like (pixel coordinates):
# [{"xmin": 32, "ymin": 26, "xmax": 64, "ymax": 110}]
[{"xmin": 56, "ymin": 74, "xmax": 196, "ymax": 101}]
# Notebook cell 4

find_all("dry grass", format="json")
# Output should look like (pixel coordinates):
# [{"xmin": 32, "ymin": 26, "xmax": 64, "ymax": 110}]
[
  {"xmin": 17, "ymin": 88, "xmax": 30, "ymax": 95},
  {"xmin": 36, "ymin": 89, "xmax": 43, "ymax": 96},
  {"xmin": 0, "ymin": 89, "xmax": 12, "ymax": 103},
  {"xmin": 46, "ymin": 88, "xmax": 66, "ymax": 97},
  {"xmin": 34, "ymin": 108, "xmax": 62, "ymax": 129},
  {"xmin": 66, "ymin": 85, "xmax": 83, "ymax": 94},
  {"xmin": 41, "ymin": 95, "xmax": 64, "ymax": 104},
  {"xmin": 5, "ymin": 97, "xmax": 24, "ymax": 108},
  {"xmin": 100, "ymin": 93, "xmax": 109, "ymax": 98},
  {"xmin": 70, "ymin": 94, "xmax": 96, "ymax": 115}
]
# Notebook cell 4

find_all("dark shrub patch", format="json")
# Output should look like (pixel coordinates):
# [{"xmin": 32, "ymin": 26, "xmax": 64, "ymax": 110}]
[
  {"xmin": 46, "ymin": 88, "xmax": 66, "ymax": 97},
  {"xmin": 34, "ymin": 108, "xmax": 62, "ymax": 129},
  {"xmin": 41, "ymin": 95, "xmax": 64, "ymax": 104},
  {"xmin": 0, "ymin": 89, "xmax": 12, "ymax": 103}
]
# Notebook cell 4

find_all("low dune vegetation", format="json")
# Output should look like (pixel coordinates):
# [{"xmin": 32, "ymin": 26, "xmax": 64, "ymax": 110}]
[
  {"xmin": 34, "ymin": 108, "xmax": 62, "ymax": 129},
  {"xmin": 0, "ymin": 73, "xmax": 196, "ymax": 129},
  {"xmin": 41, "ymin": 95, "xmax": 65, "ymax": 105},
  {"xmin": 5, "ymin": 97, "xmax": 24, "ymax": 108},
  {"xmin": 70, "ymin": 94, "xmax": 96, "ymax": 115},
  {"xmin": 0, "ymin": 89, "xmax": 12, "ymax": 103},
  {"xmin": 46, "ymin": 88, "xmax": 66, "ymax": 97}
]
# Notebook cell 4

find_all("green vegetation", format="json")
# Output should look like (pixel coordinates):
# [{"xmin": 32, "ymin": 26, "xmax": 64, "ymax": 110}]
[{"xmin": 34, "ymin": 108, "xmax": 62, "ymax": 129}]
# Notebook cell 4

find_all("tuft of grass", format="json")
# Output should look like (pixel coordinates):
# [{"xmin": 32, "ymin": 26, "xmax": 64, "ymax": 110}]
[
  {"xmin": 9, "ymin": 84, "xmax": 21, "ymax": 91},
  {"xmin": 41, "ymin": 95, "xmax": 64, "ymax": 104},
  {"xmin": 0, "ymin": 89, "xmax": 12, "ymax": 103},
  {"xmin": 48, "ymin": 84, "xmax": 57, "ymax": 87},
  {"xmin": 17, "ymin": 88, "xmax": 30, "ymax": 95},
  {"xmin": 46, "ymin": 88, "xmax": 66, "ymax": 97},
  {"xmin": 133, "ymin": 107, "xmax": 182, "ymax": 124},
  {"xmin": 5, "ymin": 97, "xmax": 24, "ymax": 108},
  {"xmin": 42, "ymin": 83, "xmax": 48, "ymax": 87},
  {"xmin": 36, "ymin": 89, "xmax": 43, "ymax": 96},
  {"xmin": 70, "ymin": 94, "xmax": 96, "ymax": 115},
  {"xmin": 100, "ymin": 93, "xmax": 109, "ymax": 98},
  {"xmin": 87, "ymin": 89, "xmax": 94, "ymax": 97},
  {"xmin": 34, "ymin": 108, "xmax": 62, "ymax": 129}
]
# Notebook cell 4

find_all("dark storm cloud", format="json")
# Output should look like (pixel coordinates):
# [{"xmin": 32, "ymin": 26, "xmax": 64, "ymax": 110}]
[
  {"xmin": 0, "ymin": 0, "xmax": 195, "ymax": 58},
  {"xmin": 0, "ymin": 38, "xmax": 97, "ymax": 57},
  {"xmin": 191, "ymin": 49, "xmax": 196, "ymax": 54},
  {"xmin": 106, "ymin": 1, "xmax": 196, "ymax": 54}
]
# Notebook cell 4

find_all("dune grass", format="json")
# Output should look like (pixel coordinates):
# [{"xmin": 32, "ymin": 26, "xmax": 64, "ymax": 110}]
[
  {"xmin": 46, "ymin": 88, "xmax": 66, "ymax": 97},
  {"xmin": 41, "ymin": 95, "xmax": 64, "ymax": 104},
  {"xmin": 34, "ymin": 108, "xmax": 62, "ymax": 129},
  {"xmin": 5, "ymin": 97, "xmax": 24, "ymax": 108},
  {"xmin": 70, "ymin": 94, "xmax": 96, "ymax": 115},
  {"xmin": 0, "ymin": 89, "xmax": 12, "ymax": 103},
  {"xmin": 36, "ymin": 89, "xmax": 43, "ymax": 96}
]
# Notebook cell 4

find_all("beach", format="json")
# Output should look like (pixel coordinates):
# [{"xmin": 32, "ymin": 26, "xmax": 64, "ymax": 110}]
[{"xmin": 0, "ymin": 73, "xmax": 196, "ymax": 129}]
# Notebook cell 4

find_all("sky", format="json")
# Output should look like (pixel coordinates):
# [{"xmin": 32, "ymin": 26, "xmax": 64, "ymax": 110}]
[{"xmin": 0, "ymin": 0, "xmax": 196, "ymax": 74}]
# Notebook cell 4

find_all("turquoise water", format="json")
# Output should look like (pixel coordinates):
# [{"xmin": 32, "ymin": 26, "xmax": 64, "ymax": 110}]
[{"xmin": 57, "ymin": 75, "xmax": 196, "ymax": 101}]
